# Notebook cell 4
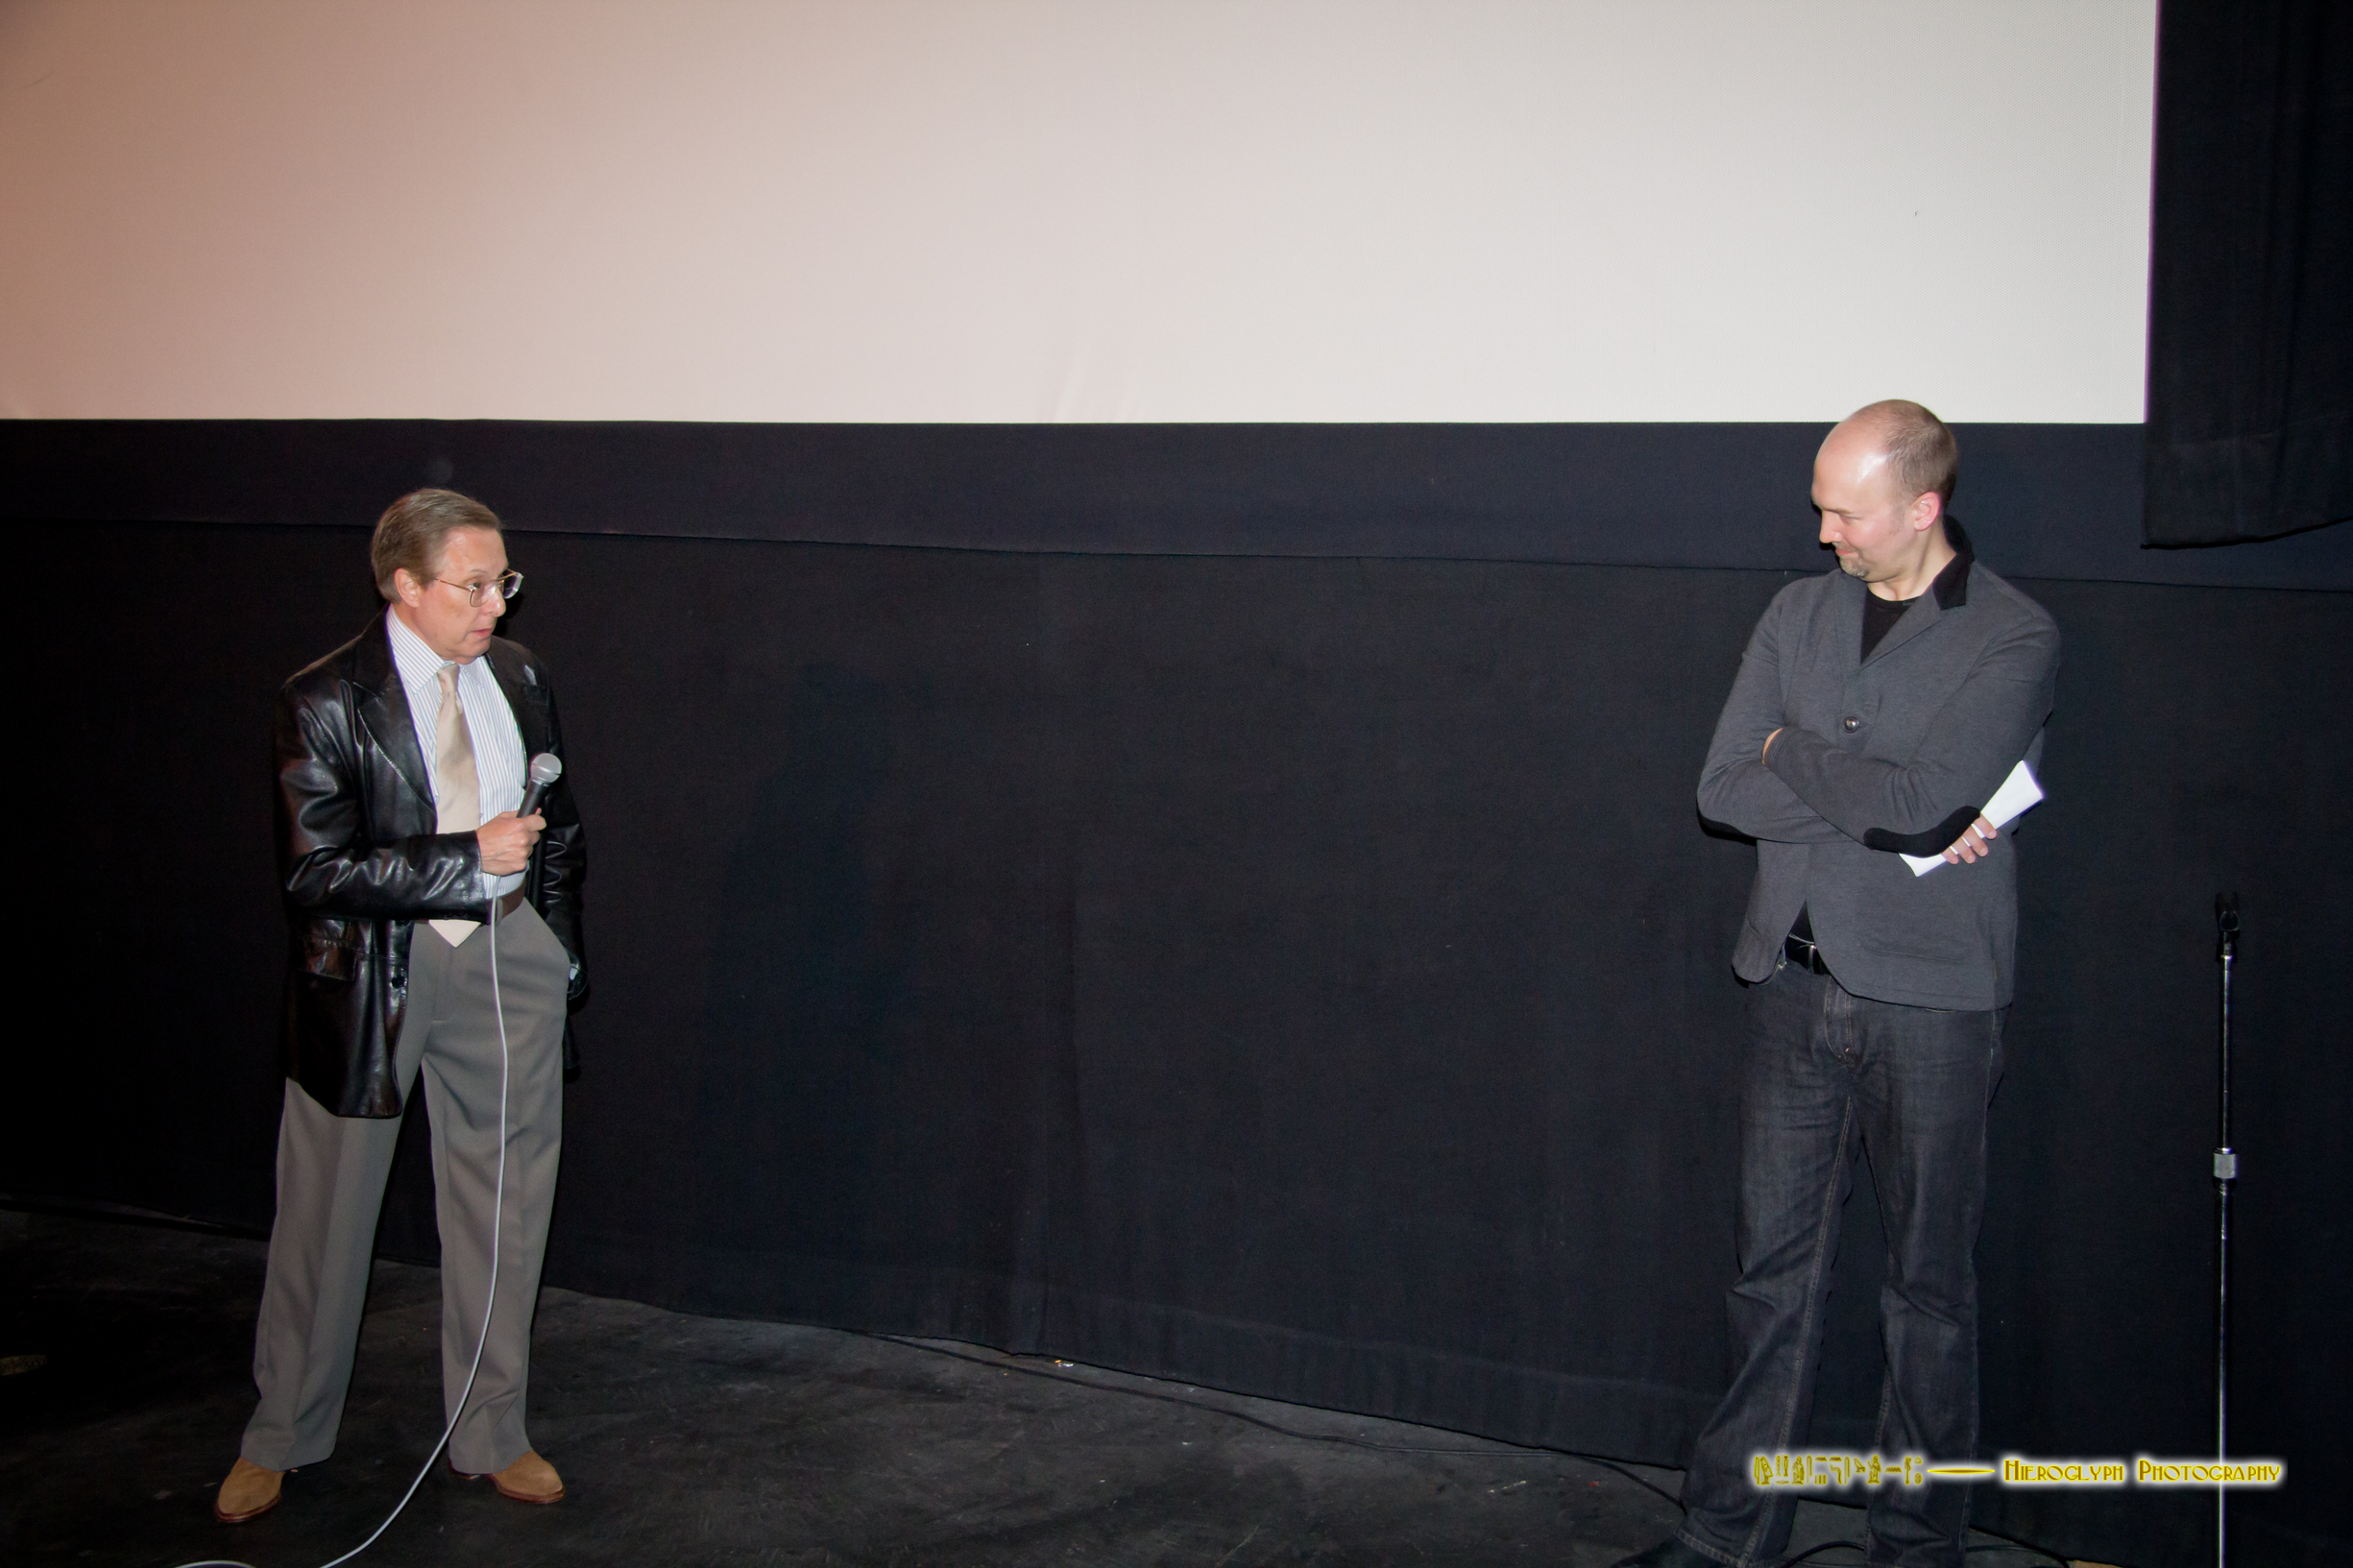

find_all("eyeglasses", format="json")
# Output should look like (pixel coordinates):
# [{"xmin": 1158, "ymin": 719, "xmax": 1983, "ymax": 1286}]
[{"xmin": 434, "ymin": 571, "xmax": 523, "ymax": 606}]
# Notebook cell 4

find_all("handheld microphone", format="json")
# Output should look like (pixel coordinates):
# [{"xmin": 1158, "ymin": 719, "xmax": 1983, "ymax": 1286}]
[{"xmin": 519, "ymin": 752, "xmax": 563, "ymax": 818}]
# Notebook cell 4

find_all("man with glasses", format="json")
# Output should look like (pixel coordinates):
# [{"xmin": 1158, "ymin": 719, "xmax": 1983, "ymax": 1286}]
[{"xmin": 214, "ymin": 489, "xmax": 587, "ymax": 1524}]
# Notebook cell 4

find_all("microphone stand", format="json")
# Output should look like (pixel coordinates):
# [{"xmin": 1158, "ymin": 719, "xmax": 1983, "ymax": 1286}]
[{"xmin": 2213, "ymin": 893, "xmax": 2240, "ymax": 1568}]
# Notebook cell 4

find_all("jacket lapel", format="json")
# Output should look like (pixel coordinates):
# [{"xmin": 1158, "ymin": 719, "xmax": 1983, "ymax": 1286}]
[
  {"xmin": 1862, "ymin": 590, "xmax": 1941, "ymax": 666},
  {"xmin": 484, "ymin": 639, "xmax": 552, "ymax": 758},
  {"xmin": 351, "ymin": 617, "xmax": 437, "ymax": 811},
  {"xmin": 1862, "ymin": 538, "xmax": 1974, "ymax": 668},
  {"xmin": 1830, "ymin": 573, "xmax": 1867, "ymax": 673}
]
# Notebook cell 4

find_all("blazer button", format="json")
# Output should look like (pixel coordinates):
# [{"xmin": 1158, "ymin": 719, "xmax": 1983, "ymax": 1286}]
[{"xmin": 1842, "ymin": 716, "xmax": 1860, "ymax": 732}]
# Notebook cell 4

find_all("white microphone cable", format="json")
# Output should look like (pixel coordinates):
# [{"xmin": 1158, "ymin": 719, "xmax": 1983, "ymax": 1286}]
[{"xmin": 178, "ymin": 891, "xmax": 515, "ymax": 1568}]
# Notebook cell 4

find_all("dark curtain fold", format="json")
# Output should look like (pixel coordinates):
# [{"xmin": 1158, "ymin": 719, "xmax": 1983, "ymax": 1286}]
[{"xmin": 2145, "ymin": 0, "xmax": 2353, "ymax": 546}]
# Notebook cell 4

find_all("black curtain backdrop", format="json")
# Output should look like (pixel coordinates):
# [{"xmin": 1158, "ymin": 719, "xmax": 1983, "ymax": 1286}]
[
  {"xmin": 2145, "ymin": 0, "xmax": 2353, "ymax": 545},
  {"xmin": 10, "ymin": 418, "xmax": 2353, "ymax": 591},
  {"xmin": 9, "ymin": 494, "xmax": 2348, "ymax": 1567}
]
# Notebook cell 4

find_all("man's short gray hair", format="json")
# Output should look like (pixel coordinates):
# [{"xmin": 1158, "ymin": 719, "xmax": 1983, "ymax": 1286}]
[
  {"xmin": 371, "ymin": 489, "xmax": 502, "ymax": 601},
  {"xmin": 1849, "ymin": 399, "xmax": 1958, "ymax": 507}
]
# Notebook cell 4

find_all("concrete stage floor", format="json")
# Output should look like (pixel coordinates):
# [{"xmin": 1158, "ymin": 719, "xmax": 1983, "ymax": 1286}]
[{"xmin": 1, "ymin": 1207, "xmax": 2074, "ymax": 1567}]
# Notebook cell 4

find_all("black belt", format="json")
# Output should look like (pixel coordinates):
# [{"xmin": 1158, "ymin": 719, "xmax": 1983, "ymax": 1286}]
[{"xmin": 1783, "ymin": 932, "xmax": 1833, "ymax": 976}]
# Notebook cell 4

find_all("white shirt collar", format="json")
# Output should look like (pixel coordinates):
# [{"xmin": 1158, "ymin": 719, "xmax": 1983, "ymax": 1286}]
[{"xmin": 386, "ymin": 603, "xmax": 452, "ymax": 676}]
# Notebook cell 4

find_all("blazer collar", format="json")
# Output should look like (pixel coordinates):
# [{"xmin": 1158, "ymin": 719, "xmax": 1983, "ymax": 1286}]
[
  {"xmin": 1856, "ymin": 518, "xmax": 1975, "ymax": 667},
  {"xmin": 350, "ymin": 615, "xmax": 436, "ymax": 809},
  {"xmin": 1932, "ymin": 518, "xmax": 1975, "ymax": 610},
  {"xmin": 480, "ymin": 638, "xmax": 552, "ymax": 757}
]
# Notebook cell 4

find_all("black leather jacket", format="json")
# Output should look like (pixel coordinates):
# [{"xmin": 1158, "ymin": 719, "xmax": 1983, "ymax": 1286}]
[{"xmin": 275, "ymin": 616, "xmax": 587, "ymax": 1117}]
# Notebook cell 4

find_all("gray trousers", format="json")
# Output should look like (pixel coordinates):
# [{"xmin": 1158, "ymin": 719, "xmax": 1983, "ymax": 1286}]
[{"xmin": 241, "ymin": 903, "xmax": 570, "ymax": 1476}]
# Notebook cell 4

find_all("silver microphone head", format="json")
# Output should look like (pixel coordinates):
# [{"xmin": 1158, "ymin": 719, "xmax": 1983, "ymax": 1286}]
[{"xmin": 527, "ymin": 753, "xmax": 564, "ymax": 787}]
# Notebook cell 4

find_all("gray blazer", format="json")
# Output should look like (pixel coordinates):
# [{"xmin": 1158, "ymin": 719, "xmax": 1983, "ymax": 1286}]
[{"xmin": 1697, "ymin": 533, "xmax": 2059, "ymax": 1010}]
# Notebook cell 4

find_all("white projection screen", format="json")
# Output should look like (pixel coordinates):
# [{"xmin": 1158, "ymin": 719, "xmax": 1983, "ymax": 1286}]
[{"xmin": 0, "ymin": 0, "xmax": 2157, "ymax": 424}]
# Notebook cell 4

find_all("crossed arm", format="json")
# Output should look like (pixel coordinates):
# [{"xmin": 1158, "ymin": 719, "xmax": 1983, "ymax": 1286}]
[
  {"xmin": 1760, "ymin": 727, "xmax": 1998, "ymax": 863},
  {"xmin": 1696, "ymin": 601, "xmax": 2057, "ymax": 861}
]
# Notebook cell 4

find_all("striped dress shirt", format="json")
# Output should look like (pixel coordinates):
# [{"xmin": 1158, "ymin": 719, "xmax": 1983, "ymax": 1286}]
[{"xmin": 385, "ymin": 607, "xmax": 526, "ymax": 901}]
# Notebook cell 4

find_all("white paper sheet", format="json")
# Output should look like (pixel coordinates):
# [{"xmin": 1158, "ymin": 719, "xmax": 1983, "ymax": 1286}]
[{"xmin": 1903, "ymin": 760, "xmax": 2045, "ymax": 876}]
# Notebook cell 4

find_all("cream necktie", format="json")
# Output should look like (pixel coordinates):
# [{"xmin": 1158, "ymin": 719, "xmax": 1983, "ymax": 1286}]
[{"xmin": 428, "ymin": 663, "xmax": 483, "ymax": 947}]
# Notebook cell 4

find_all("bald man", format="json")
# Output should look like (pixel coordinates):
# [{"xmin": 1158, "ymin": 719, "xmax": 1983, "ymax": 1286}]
[{"xmin": 1620, "ymin": 403, "xmax": 2059, "ymax": 1568}]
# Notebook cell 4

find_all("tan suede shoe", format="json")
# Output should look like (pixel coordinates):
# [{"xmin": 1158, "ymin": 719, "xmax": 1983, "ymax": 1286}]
[
  {"xmin": 467, "ymin": 1448, "xmax": 565, "ymax": 1504},
  {"xmin": 212, "ymin": 1457, "xmax": 284, "ymax": 1523}
]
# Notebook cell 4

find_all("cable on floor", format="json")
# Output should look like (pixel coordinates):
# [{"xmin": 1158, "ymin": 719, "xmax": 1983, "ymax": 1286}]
[
  {"xmin": 869, "ymin": 1335, "xmax": 2071, "ymax": 1568},
  {"xmin": 871, "ymin": 1330, "xmax": 1691, "ymax": 1512}
]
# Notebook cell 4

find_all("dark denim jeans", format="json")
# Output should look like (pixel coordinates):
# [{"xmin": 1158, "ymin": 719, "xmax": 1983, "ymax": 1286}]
[{"xmin": 1676, "ymin": 957, "xmax": 2007, "ymax": 1568}]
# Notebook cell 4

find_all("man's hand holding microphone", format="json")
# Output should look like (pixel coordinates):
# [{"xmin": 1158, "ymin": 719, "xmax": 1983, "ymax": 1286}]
[
  {"xmin": 476, "ymin": 811, "xmax": 545, "ymax": 877},
  {"xmin": 475, "ymin": 753, "xmax": 565, "ymax": 878}
]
